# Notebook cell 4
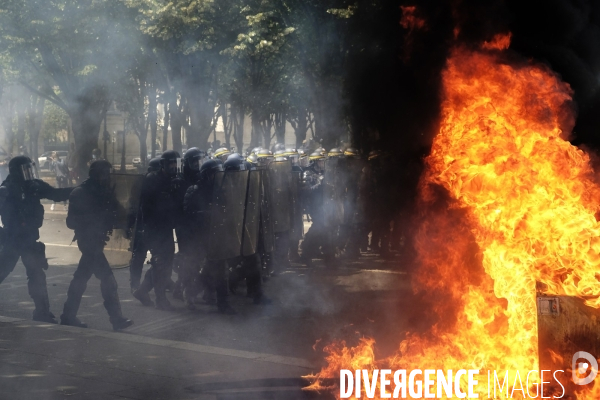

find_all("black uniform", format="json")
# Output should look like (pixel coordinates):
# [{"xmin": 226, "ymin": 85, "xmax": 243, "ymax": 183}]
[
  {"xmin": 172, "ymin": 168, "xmax": 195, "ymax": 300},
  {"xmin": 0, "ymin": 175, "xmax": 72, "ymax": 321},
  {"xmin": 300, "ymin": 167, "xmax": 334, "ymax": 262},
  {"xmin": 135, "ymin": 170, "xmax": 179, "ymax": 309},
  {"xmin": 183, "ymin": 175, "xmax": 217, "ymax": 306},
  {"xmin": 61, "ymin": 177, "xmax": 132, "ymax": 329},
  {"xmin": 129, "ymin": 160, "xmax": 161, "ymax": 291},
  {"xmin": 127, "ymin": 200, "xmax": 147, "ymax": 291}
]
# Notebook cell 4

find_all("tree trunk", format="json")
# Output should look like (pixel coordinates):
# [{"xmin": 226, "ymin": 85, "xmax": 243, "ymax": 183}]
[
  {"xmin": 162, "ymin": 101, "xmax": 169, "ymax": 152},
  {"xmin": 27, "ymin": 94, "xmax": 45, "ymax": 163},
  {"xmin": 290, "ymin": 109, "xmax": 309, "ymax": 149},
  {"xmin": 1, "ymin": 99, "xmax": 15, "ymax": 156},
  {"xmin": 169, "ymin": 97, "xmax": 183, "ymax": 154},
  {"xmin": 233, "ymin": 105, "xmax": 245, "ymax": 153},
  {"xmin": 274, "ymin": 112, "xmax": 286, "ymax": 146},
  {"xmin": 221, "ymin": 103, "xmax": 231, "ymax": 150},
  {"xmin": 312, "ymin": 84, "xmax": 345, "ymax": 149},
  {"xmin": 68, "ymin": 102, "xmax": 104, "ymax": 183},
  {"xmin": 250, "ymin": 108, "xmax": 261, "ymax": 149},
  {"xmin": 186, "ymin": 87, "xmax": 214, "ymax": 150},
  {"xmin": 261, "ymin": 116, "xmax": 273, "ymax": 150},
  {"xmin": 15, "ymin": 97, "xmax": 27, "ymax": 155},
  {"xmin": 149, "ymin": 86, "xmax": 158, "ymax": 160}
]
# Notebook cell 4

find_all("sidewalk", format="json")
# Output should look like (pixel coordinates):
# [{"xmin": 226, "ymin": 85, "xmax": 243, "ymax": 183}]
[{"xmin": 0, "ymin": 315, "xmax": 315, "ymax": 400}]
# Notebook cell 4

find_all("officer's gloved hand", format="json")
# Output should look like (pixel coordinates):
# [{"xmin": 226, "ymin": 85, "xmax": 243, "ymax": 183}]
[
  {"xmin": 24, "ymin": 180, "xmax": 42, "ymax": 198},
  {"xmin": 171, "ymin": 177, "xmax": 185, "ymax": 192}
]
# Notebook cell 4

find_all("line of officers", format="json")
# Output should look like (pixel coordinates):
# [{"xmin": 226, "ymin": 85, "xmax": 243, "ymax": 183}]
[
  {"xmin": 0, "ymin": 143, "xmax": 390, "ymax": 329},
  {"xmin": 128, "ymin": 144, "xmax": 381, "ymax": 315}
]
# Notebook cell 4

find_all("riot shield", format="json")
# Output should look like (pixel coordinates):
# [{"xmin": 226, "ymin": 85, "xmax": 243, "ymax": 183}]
[
  {"xmin": 242, "ymin": 170, "xmax": 261, "ymax": 256},
  {"xmin": 105, "ymin": 173, "xmax": 144, "ymax": 267},
  {"xmin": 207, "ymin": 170, "xmax": 249, "ymax": 261},
  {"xmin": 267, "ymin": 160, "xmax": 292, "ymax": 233},
  {"xmin": 323, "ymin": 158, "xmax": 344, "ymax": 228},
  {"xmin": 259, "ymin": 168, "xmax": 275, "ymax": 253},
  {"xmin": 289, "ymin": 169, "xmax": 304, "ymax": 241}
]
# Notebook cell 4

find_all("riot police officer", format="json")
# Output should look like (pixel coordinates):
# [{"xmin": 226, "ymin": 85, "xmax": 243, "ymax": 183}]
[
  {"xmin": 184, "ymin": 159, "xmax": 237, "ymax": 313},
  {"xmin": 172, "ymin": 147, "xmax": 205, "ymax": 300},
  {"xmin": 0, "ymin": 156, "xmax": 73, "ymax": 323},
  {"xmin": 223, "ymin": 154, "xmax": 271, "ymax": 305},
  {"xmin": 213, "ymin": 147, "xmax": 231, "ymax": 163},
  {"xmin": 128, "ymin": 157, "xmax": 161, "ymax": 292},
  {"xmin": 133, "ymin": 150, "xmax": 180, "ymax": 310},
  {"xmin": 284, "ymin": 149, "xmax": 304, "ymax": 262},
  {"xmin": 300, "ymin": 151, "xmax": 332, "ymax": 266},
  {"xmin": 271, "ymin": 142, "xmax": 286, "ymax": 153},
  {"xmin": 61, "ymin": 160, "xmax": 133, "ymax": 330},
  {"xmin": 339, "ymin": 148, "xmax": 364, "ymax": 259},
  {"xmin": 268, "ymin": 150, "xmax": 294, "ymax": 274}
]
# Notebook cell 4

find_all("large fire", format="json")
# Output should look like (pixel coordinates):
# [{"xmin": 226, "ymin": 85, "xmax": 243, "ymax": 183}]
[{"xmin": 306, "ymin": 34, "xmax": 600, "ymax": 398}]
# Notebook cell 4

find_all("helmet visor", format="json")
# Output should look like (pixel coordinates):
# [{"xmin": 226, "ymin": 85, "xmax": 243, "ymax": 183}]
[
  {"xmin": 162, "ymin": 158, "xmax": 181, "ymax": 176},
  {"xmin": 20, "ymin": 163, "xmax": 38, "ymax": 181},
  {"xmin": 188, "ymin": 156, "xmax": 201, "ymax": 171}
]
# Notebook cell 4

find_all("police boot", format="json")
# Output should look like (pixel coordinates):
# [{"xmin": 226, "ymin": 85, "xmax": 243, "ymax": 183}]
[
  {"xmin": 32, "ymin": 295, "xmax": 57, "ymax": 324},
  {"xmin": 60, "ymin": 316, "xmax": 88, "ymax": 328},
  {"xmin": 112, "ymin": 317, "xmax": 134, "ymax": 331},
  {"xmin": 155, "ymin": 296, "xmax": 173, "ymax": 311},
  {"xmin": 133, "ymin": 271, "xmax": 154, "ymax": 307},
  {"xmin": 130, "ymin": 276, "xmax": 140, "ymax": 294},
  {"xmin": 172, "ymin": 278, "xmax": 184, "ymax": 301},
  {"xmin": 101, "ymin": 275, "xmax": 134, "ymax": 331}
]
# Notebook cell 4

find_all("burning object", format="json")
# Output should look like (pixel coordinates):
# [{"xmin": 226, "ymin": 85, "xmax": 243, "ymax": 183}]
[{"xmin": 306, "ymin": 33, "xmax": 600, "ymax": 399}]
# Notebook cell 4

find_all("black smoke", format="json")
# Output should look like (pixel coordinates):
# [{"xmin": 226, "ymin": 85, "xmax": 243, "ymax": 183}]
[{"xmin": 348, "ymin": 0, "xmax": 600, "ymax": 154}]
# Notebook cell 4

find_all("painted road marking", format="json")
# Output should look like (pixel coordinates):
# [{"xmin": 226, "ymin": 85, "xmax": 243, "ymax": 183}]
[{"xmin": 2, "ymin": 317, "xmax": 313, "ymax": 369}]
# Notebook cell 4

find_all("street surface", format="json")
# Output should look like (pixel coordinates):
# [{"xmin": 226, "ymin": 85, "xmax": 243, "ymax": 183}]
[{"xmin": 0, "ymin": 204, "xmax": 414, "ymax": 399}]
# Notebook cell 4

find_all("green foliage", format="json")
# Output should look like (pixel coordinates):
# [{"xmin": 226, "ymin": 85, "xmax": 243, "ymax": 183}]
[
  {"xmin": 41, "ymin": 102, "xmax": 69, "ymax": 143},
  {"xmin": 0, "ymin": 0, "xmax": 393, "ymax": 153}
]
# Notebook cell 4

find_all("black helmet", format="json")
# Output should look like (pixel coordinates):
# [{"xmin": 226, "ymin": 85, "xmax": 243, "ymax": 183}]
[
  {"xmin": 199, "ymin": 159, "xmax": 224, "ymax": 181},
  {"xmin": 160, "ymin": 150, "xmax": 180, "ymax": 176},
  {"xmin": 148, "ymin": 157, "xmax": 161, "ymax": 172},
  {"xmin": 89, "ymin": 160, "xmax": 112, "ymax": 183},
  {"xmin": 224, "ymin": 153, "xmax": 246, "ymax": 171},
  {"xmin": 9, "ymin": 155, "xmax": 37, "ymax": 181},
  {"xmin": 183, "ymin": 147, "xmax": 205, "ymax": 171}
]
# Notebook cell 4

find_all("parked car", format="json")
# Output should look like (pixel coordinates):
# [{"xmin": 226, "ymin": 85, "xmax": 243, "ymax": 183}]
[
  {"xmin": 132, "ymin": 157, "xmax": 142, "ymax": 167},
  {"xmin": 38, "ymin": 151, "xmax": 68, "ymax": 169}
]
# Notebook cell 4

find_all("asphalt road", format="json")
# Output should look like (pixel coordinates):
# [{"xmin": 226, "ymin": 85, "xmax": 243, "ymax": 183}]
[{"xmin": 0, "ymin": 205, "xmax": 414, "ymax": 368}]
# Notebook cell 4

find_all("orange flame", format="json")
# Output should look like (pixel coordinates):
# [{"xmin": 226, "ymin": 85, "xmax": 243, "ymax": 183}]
[
  {"xmin": 305, "ymin": 33, "xmax": 600, "ymax": 399},
  {"xmin": 482, "ymin": 32, "xmax": 512, "ymax": 50},
  {"xmin": 400, "ymin": 6, "xmax": 426, "ymax": 31}
]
